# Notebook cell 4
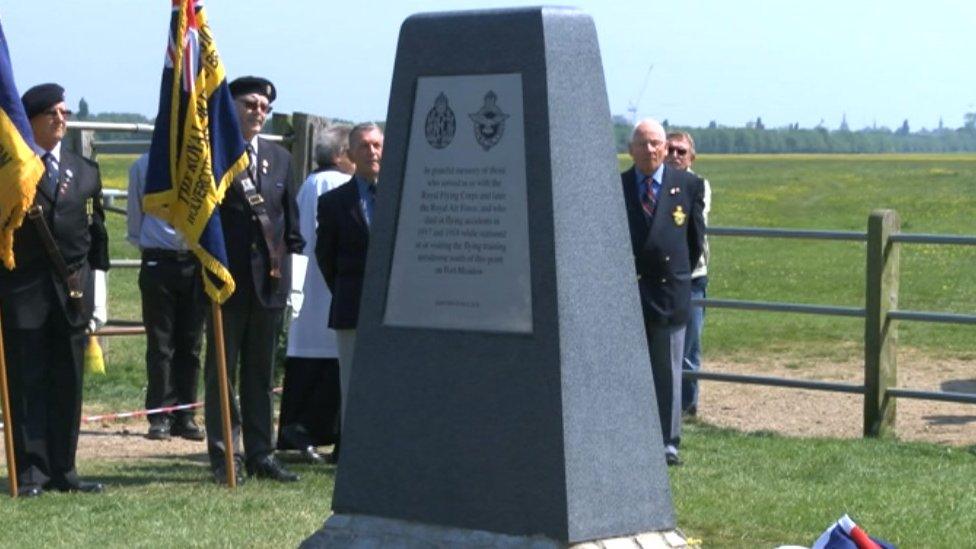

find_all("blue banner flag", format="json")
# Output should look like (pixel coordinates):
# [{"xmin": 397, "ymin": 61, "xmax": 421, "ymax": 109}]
[
  {"xmin": 0, "ymin": 18, "xmax": 44, "ymax": 270},
  {"xmin": 144, "ymin": 0, "xmax": 248, "ymax": 303}
]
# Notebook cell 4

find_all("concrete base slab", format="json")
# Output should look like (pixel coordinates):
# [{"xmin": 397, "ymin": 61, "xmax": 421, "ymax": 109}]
[{"xmin": 301, "ymin": 514, "xmax": 689, "ymax": 548}]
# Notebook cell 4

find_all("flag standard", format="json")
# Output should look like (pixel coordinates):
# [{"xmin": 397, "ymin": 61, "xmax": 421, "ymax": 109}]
[
  {"xmin": 143, "ymin": 0, "xmax": 248, "ymax": 304},
  {"xmin": 0, "ymin": 18, "xmax": 44, "ymax": 271}
]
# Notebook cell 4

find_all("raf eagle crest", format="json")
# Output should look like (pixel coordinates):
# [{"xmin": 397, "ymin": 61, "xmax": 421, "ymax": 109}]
[{"xmin": 469, "ymin": 90, "xmax": 509, "ymax": 151}]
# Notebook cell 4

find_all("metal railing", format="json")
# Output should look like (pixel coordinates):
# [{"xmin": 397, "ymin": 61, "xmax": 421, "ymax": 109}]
[
  {"xmin": 689, "ymin": 211, "xmax": 976, "ymax": 438},
  {"xmin": 66, "ymin": 120, "xmax": 284, "ymax": 159}
]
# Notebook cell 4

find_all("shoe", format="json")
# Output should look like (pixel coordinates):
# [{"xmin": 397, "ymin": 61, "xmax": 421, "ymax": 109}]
[
  {"xmin": 17, "ymin": 486, "xmax": 43, "ymax": 498},
  {"xmin": 665, "ymin": 445, "xmax": 682, "ymax": 467},
  {"xmin": 683, "ymin": 405, "xmax": 698, "ymax": 417},
  {"xmin": 213, "ymin": 456, "xmax": 246, "ymax": 486},
  {"xmin": 171, "ymin": 416, "xmax": 205, "ymax": 441},
  {"xmin": 248, "ymin": 455, "xmax": 299, "ymax": 482},
  {"xmin": 57, "ymin": 481, "xmax": 105, "ymax": 494},
  {"xmin": 147, "ymin": 416, "xmax": 172, "ymax": 440},
  {"xmin": 300, "ymin": 445, "xmax": 326, "ymax": 465}
]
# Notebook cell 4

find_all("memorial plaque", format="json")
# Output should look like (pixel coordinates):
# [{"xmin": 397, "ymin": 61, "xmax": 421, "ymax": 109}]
[
  {"xmin": 384, "ymin": 73, "xmax": 532, "ymax": 333},
  {"xmin": 304, "ymin": 7, "xmax": 680, "ymax": 547}
]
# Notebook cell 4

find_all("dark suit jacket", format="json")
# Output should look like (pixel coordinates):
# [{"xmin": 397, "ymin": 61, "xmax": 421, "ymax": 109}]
[
  {"xmin": 219, "ymin": 138, "xmax": 304, "ymax": 309},
  {"xmin": 621, "ymin": 165, "xmax": 706, "ymax": 326},
  {"xmin": 0, "ymin": 149, "xmax": 109, "ymax": 330},
  {"xmin": 315, "ymin": 178, "xmax": 368, "ymax": 329}
]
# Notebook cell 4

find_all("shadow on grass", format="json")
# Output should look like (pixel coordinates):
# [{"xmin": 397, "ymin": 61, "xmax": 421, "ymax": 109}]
[
  {"xmin": 88, "ymin": 461, "xmax": 211, "ymax": 487},
  {"xmin": 921, "ymin": 415, "xmax": 976, "ymax": 426},
  {"xmin": 84, "ymin": 459, "xmax": 338, "ymax": 489},
  {"xmin": 941, "ymin": 378, "xmax": 976, "ymax": 394}
]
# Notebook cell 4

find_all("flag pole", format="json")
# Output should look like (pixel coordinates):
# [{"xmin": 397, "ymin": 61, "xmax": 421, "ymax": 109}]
[
  {"xmin": 211, "ymin": 300, "xmax": 236, "ymax": 488},
  {"xmin": 0, "ymin": 308, "xmax": 19, "ymax": 498}
]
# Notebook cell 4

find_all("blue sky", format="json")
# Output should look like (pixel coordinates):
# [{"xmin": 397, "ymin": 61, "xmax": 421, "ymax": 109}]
[{"xmin": 3, "ymin": 1, "xmax": 974, "ymax": 131}]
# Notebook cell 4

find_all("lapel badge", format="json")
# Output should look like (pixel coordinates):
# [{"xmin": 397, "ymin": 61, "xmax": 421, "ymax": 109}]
[
  {"xmin": 669, "ymin": 186, "xmax": 680, "ymax": 195},
  {"xmin": 672, "ymin": 205, "xmax": 687, "ymax": 226},
  {"xmin": 61, "ymin": 168, "xmax": 74, "ymax": 194},
  {"xmin": 261, "ymin": 159, "xmax": 269, "ymax": 175}
]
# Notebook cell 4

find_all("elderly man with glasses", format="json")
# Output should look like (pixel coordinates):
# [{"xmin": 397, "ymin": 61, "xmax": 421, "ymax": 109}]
[
  {"xmin": 0, "ymin": 83, "xmax": 109, "ymax": 497},
  {"xmin": 665, "ymin": 131, "xmax": 712, "ymax": 419},
  {"xmin": 202, "ymin": 76, "xmax": 304, "ymax": 485}
]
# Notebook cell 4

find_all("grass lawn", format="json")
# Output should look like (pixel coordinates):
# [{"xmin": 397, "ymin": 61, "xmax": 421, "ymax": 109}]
[
  {"xmin": 2, "ymin": 424, "xmax": 974, "ymax": 547},
  {"xmin": 0, "ymin": 153, "xmax": 971, "ymax": 546}
]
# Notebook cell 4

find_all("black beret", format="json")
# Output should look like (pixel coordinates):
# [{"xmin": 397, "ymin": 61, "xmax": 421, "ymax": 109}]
[
  {"xmin": 22, "ymin": 83, "xmax": 65, "ymax": 119},
  {"xmin": 228, "ymin": 76, "xmax": 276, "ymax": 103}
]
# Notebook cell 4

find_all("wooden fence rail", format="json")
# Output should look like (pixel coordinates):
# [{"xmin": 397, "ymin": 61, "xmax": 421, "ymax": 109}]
[
  {"xmin": 693, "ymin": 210, "xmax": 976, "ymax": 438},
  {"xmin": 79, "ymin": 123, "xmax": 975, "ymax": 440}
]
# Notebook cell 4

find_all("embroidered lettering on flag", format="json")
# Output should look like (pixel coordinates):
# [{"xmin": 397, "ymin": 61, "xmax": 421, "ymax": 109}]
[{"xmin": 143, "ymin": 0, "xmax": 248, "ymax": 304}]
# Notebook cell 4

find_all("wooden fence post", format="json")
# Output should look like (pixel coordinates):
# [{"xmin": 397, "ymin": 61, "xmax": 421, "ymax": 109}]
[
  {"xmin": 64, "ymin": 128, "xmax": 95, "ymax": 160},
  {"xmin": 289, "ymin": 112, "xmax": 331, "ymax": 182},
  {"xmin": 863, "ymin": 209, "xmax": 900, "ymax": 437}
]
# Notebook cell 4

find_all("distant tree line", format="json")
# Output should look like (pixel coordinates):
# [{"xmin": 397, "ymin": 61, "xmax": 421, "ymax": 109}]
[
  {"xmin": 75, "ymin": 97, "xmax": 976, "ymax": 155},
  {"xmin": 613, "ymin": 113, "xmax": 976, "ymax": 154},
  {"xmin": 75, "ymin": 97, "xmax": 153, "ymax": 142}
]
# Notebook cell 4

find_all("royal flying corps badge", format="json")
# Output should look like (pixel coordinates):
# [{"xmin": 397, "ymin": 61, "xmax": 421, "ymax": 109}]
[
  {"xmin": 672, "ymin": 205, "xmax": 687, "ymax": 226},
  {"xmin": 425, "ymin": 92, "xmax": 456, "ymax": 149},
  {"xmin": 469, "ymin": 90, "xmax": 509, "ymax": 151}
]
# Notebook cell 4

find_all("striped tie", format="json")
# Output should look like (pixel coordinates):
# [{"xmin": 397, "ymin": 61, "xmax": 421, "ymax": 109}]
[
  {"xmin": 640, "ymin": 175, "xmax": 655, "ymax": 220},
  {"xmin": 246, "ymin": 144, "xmax": 258, "ymax": 189},
  {"xmin": 41, "ymin": 152, "xmax": 60, "ymax": 200}
]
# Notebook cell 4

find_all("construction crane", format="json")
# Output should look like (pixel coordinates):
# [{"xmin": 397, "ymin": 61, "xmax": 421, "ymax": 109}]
[{"xmin": 626, "ymin": 64, "xmax": 654, "ymax": 125}]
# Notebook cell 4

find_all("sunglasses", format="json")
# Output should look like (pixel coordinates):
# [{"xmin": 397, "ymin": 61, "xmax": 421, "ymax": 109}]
[
  {"xmin": 43, "ymin": 108, "xmax": 73, "ymax": 119},
  {"xmin": 667, "ymin": 146, "xmax": 689, "ymax": 157},
  {"xmin": 238, "ymin": 99, "xmax": 273, "ymax": 114}
]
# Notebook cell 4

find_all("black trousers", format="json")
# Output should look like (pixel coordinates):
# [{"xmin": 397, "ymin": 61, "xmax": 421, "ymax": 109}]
[
  {"xmin": 3, "ymin": 307, "xmax": 86, "ymax": 490},
  {"xmin": 204, "ymin": 283, "xmax": 282, "ymax": 469},
  {"xmin": 139, "ymin": 254, "xmax": 206, "ymax": 422},
  {"xmin": 276, "ymin": 357, "xmax": 341, "ymax": 450}
]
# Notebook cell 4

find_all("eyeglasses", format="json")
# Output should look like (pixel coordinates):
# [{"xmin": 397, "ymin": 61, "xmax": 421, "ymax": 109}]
[
  {"xmin": 43, "ymin": 108, "xmax": 73, "ymax": 119},
  {"xmin": 237, "ymin": 98, "xmax": 273, "ymax": 114},
  {"xmin": 667, "ymin": 146, "xmax": 689, "ymax": 157}
]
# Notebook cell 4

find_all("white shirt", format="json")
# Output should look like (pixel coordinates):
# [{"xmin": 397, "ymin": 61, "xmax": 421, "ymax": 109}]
[{"xmin": 286, "ymin": 168, "xmax": 350, "ymax": 358}]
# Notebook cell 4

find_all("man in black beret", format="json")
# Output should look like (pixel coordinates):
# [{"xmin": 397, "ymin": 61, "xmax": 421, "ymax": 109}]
[
  {"xmin": 0, "ymin": 83, "xmax": 109, "ymax": 497},
  {"xmin": 203, "ymin": 75, "xmax": 304, "ymax": 484}
]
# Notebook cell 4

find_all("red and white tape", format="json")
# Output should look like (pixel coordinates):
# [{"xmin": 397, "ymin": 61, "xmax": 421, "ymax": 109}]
[{"xmin": 0, "ymin": 387, "xmax": 283, "ymax": 428}]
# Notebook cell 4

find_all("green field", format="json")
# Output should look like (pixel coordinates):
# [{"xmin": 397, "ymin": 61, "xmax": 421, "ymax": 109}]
[
  {"xmin": 1, "ymin": 153, "xmax": 973, "ymax": 547},
  {"xmin": 623, "ymin": 153, "xmax": 976, "ymax": 361}
]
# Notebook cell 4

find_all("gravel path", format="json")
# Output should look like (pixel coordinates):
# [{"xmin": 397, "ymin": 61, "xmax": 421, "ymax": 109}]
[{"xmin": 3, "ymin": 348, "xmax": 972, "ymax": 466}]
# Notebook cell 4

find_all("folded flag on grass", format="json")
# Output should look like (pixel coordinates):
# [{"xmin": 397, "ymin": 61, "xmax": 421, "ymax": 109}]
[{"xmin": 812, "ymin": 515, "xmax": 895, "ymax": 549}]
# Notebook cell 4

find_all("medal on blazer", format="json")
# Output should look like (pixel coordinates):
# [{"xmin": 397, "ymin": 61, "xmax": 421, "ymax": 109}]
[
  {"xmin": 61, "ymin": 168, "xmax": 74, "ymax": 195},
  {"xmin": 86, "ymin": 197, "xmax": 94, "ymax": 224},
  {"xmin": 672, "ymin": 205, "xmax": 687, "ymax": 226},
  {"xmin": 261, "ymin": 158, "xmax": 269, "ymax": 175}
]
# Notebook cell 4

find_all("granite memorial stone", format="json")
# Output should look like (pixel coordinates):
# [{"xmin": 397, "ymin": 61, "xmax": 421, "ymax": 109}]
[{"xmin": 304, "ymin": 6, "xmax": 680, "ymax": 546}]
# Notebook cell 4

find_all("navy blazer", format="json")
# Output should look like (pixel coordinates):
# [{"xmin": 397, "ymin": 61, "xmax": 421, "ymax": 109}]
[
  {"xmin": 219, "ymin": 138, "xmax": 304, "ymax": 309},
  {"xmin": 315, "ymin": 179, "xmax": 368, "ymax": 330},
  {"xmin": 0, "ymin": 149, "xmax": 109, "ymax": 329},
  {"xmin": 620, "ymin": 165, "xmax": 706, "ymax": 326}
]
